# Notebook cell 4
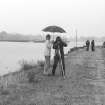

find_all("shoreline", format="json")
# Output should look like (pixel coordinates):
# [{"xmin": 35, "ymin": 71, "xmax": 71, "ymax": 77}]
[
  {"xmin": 0, "ymin": 46, "xmax": 82, "ymax": 88},
  {"xmin": 0, "ymin": 45, "xmax": 97, "ymax": 88},
  {"xmin": 0, "ymin": 60, "xmax": 44, "ymax": 88}
]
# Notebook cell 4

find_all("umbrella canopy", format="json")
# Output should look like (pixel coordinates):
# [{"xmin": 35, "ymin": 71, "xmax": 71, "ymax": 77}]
[{"xmin": 42, "ymin": 25, "xmax": 66, "ymax": 33}]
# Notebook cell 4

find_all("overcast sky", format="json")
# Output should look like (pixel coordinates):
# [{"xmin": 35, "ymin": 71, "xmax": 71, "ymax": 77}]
[{"xmin": 0, "ymin": 0, "xmax": 105, "ymax": 37}]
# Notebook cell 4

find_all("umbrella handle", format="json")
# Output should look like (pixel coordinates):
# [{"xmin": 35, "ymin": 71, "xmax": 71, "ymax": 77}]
[{"xmin": 53, "ymin": 32, "xmax": 54, "ymax": 41}]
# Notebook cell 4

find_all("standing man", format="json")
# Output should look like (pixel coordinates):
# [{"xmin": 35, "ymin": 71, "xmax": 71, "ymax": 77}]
[
  {"xmin": 86, "ymin": 40, "xmax": 90, "ymax": 51},
  {"xmin": 44, "ymin": 34, "xmax": 52, "ymax": 75},
  {"xmin": 52, "ymin": 36, "xmax": 67, "ymax": 77},
  {"xmin": 91, "ymin": 40, "xmax": 95, "ymax": 51}
]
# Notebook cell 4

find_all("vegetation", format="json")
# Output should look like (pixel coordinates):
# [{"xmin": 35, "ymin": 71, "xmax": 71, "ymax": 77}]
[
  {"xmin": 19, "ymin": 60, "xmax": 37, "ymax": 71},
  {"xmin": 19, "ymin": 59, "xmax": 44, "ymax": 83},
  {"xmin": 0, "ymin": 31, "xmax": 44, "ymax": 42},
  {"xmin": 37, "ymin": 60, "xmax": 45, "ymax": 68}
]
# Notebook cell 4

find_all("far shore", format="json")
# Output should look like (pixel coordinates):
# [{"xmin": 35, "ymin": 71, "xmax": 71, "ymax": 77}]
[{"xmin": 0, "ymin": 40, "xmax": 45, "ymax": 43}]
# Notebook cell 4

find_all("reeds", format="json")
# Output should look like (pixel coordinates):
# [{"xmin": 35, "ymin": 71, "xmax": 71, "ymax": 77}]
[{"xmin": 19, "ymin": 59, "xmax": 45, "ymax": 83}]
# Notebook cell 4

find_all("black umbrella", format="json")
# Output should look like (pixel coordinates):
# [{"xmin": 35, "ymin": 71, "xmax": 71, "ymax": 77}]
[
  {"xmin": 42, "ymin": 25, "xmax": 66, "ymax": 33},
  {"xmin": 42, "ymin": 25, "xmax": 66, "ymax": 40}
]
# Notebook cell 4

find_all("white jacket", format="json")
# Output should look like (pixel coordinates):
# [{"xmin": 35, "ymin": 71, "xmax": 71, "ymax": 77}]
[{"xmin": 44, "ymin": 40, "xmax": 52, "ymax": 56}]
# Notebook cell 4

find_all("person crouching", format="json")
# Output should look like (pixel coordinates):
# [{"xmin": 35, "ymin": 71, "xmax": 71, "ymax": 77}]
[{"xmin": 52, "ymin": 36, "xmax": 67, "ymax": 77}]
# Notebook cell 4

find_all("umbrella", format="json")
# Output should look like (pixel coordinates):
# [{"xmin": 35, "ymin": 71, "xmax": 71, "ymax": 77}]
[
  {"xmin": 42, "ymin": 25, "xmax": 66, "ymax": 33},
  {"xmin": 42, "ymin": 25, "xmax": 66, "ymax": 40}
]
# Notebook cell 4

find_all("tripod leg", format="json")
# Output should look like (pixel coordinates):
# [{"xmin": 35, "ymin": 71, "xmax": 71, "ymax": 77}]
[
  {"xmin": 52, "ymin": 55, "xmax": 59, "ymax": 75},
  {"xmin": 59, "ymin": 59, "xmax": 63, "ymax": 76},
  {"xmin": 59, "ymin": 53, "xmax": 64, "ymax": 77}
]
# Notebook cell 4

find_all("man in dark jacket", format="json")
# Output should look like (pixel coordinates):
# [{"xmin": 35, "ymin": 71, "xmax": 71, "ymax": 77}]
[
  {"xmin": 91, "ymin": 40, "xmax": 95, "ymax": 51},
  {"xmin": 52, "ymin": 36, "xmax": 67, "ymax": 76},
  {"xmin": 86, "ymin": 40, "xmax": 90, "ymax": 51}
]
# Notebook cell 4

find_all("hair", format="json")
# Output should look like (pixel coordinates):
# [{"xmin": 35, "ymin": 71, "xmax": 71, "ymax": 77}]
[
  {"xmin": 56, "ymin": 36, "xmax": 61, "ymax": 42},
  {"xmin": 46, "ymin": 34, "xmax": 50, "ymax": 39}
]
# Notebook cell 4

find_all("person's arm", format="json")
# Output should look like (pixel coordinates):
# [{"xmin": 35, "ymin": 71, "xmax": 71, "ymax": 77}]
[
  {"xmin": 53, "ymin": 42, "xmax": 58, "ymax": 49},
  {"xmin": 47, "ymin": 42, "xmax": 52, "ymax": 49},
  {"xmin": 62, "ymin": 41, "xmax": 67, "ymax": 47}
]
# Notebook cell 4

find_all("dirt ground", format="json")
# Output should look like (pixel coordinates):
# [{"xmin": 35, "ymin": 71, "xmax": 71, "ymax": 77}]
[{"xmin": 0, "ymin": 47, "xmax": 105, "ymax": 105}]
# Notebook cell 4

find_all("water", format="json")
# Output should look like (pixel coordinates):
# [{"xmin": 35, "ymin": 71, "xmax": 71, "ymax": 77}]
[{"xmin": 0, "ymin": 41, "xmax": 102, "ymax": 76}]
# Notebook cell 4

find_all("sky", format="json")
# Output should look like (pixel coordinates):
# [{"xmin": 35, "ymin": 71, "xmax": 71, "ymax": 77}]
[{"xmin": 0, "ymin": 0, "xmax": 105, "ymax": 37}]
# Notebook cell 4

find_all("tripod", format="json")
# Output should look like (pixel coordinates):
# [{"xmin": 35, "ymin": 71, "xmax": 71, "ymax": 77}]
[{"xmin": 58, "ymin": 46, "xmax": 65, "ymax": 78}]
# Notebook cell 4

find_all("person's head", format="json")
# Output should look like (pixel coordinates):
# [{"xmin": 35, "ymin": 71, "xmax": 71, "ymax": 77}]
[
  {"xmin": 87, "ymin": 40, "xmax": 89, "ymax": 42},
  {"xmin": 56, "ymin": 36, "xmax": 62, "ymax": 42},
  {"xmin": 46, "ymin": 34, "xmax": 51, "ymax": 40},
  {"xmin": 92, "ymin": 40, "xmax": 94, "ymax": 42}
]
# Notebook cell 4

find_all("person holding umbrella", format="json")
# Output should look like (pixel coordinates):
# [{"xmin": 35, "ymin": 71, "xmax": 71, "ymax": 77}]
[
  {"xmin": 42, "ymin": 25, "xmax": 67, "ymax": 76},
  {"xmin": 52, "ymin": 36, "xmax": 67, "ymax": 77}
]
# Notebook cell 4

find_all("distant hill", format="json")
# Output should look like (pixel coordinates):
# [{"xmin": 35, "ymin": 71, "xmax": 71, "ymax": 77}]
[
  {"xmin": 0, "ymin": 31, "xmax": 44, "ymax": 42},
  {"xmin": 0, "ymin": 31, "xmax": 104, "ymax": 42},
  {"xmin": 0, "ymin": 31, "xmax": 70, "ymax": 42}
]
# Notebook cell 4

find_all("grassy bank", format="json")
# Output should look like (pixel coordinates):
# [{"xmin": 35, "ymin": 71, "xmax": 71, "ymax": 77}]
[
  {"xmin": 0, "ymin": 46, "xmax": 85, "ymax": 89},
  {"xmin": 0, "ymin": 60, "xmax": 45, "ymax": 89}
]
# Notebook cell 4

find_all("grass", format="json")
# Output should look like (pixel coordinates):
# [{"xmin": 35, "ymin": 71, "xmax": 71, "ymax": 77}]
[
  {"xmin": 37, "ymin": 60, "xmax": 45, "ymax": 68},
  {"xmin": 0, "ymin": 89, "xmax": 10, "ymax": 95},
  {"xmin": 19, "ymin": 60, "xmax": 45, "ymax": 71},
  {"xmin": 19, "ymin": 60, "xmax": 37, "ymax": 71},
  {"xmin": 19, "ymin": 59, "xmax": 45, "ymax": 83}
]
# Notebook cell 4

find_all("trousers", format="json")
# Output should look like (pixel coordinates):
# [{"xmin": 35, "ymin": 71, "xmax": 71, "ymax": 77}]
[
  {"xmin": 52, "ymin": 54, "xmax": 65, "ymax": 76},
  {"xmin": 86, "ymin": 45, "xmax": 89, "ymax": 51},
  {"xmin": 91, "ymin": 46, "xmax": 95, "ymax": 51}
]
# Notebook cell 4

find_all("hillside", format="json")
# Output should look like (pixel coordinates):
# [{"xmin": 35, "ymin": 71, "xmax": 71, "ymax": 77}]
[{"xmin": 0, "ymin": 31, "xmax": 44, "ymax": 42}]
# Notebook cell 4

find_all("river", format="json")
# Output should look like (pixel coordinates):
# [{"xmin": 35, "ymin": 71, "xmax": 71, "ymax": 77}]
[{"xmin": 0, "ymin": 41, "xmax": 102, "ymax": 76}]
